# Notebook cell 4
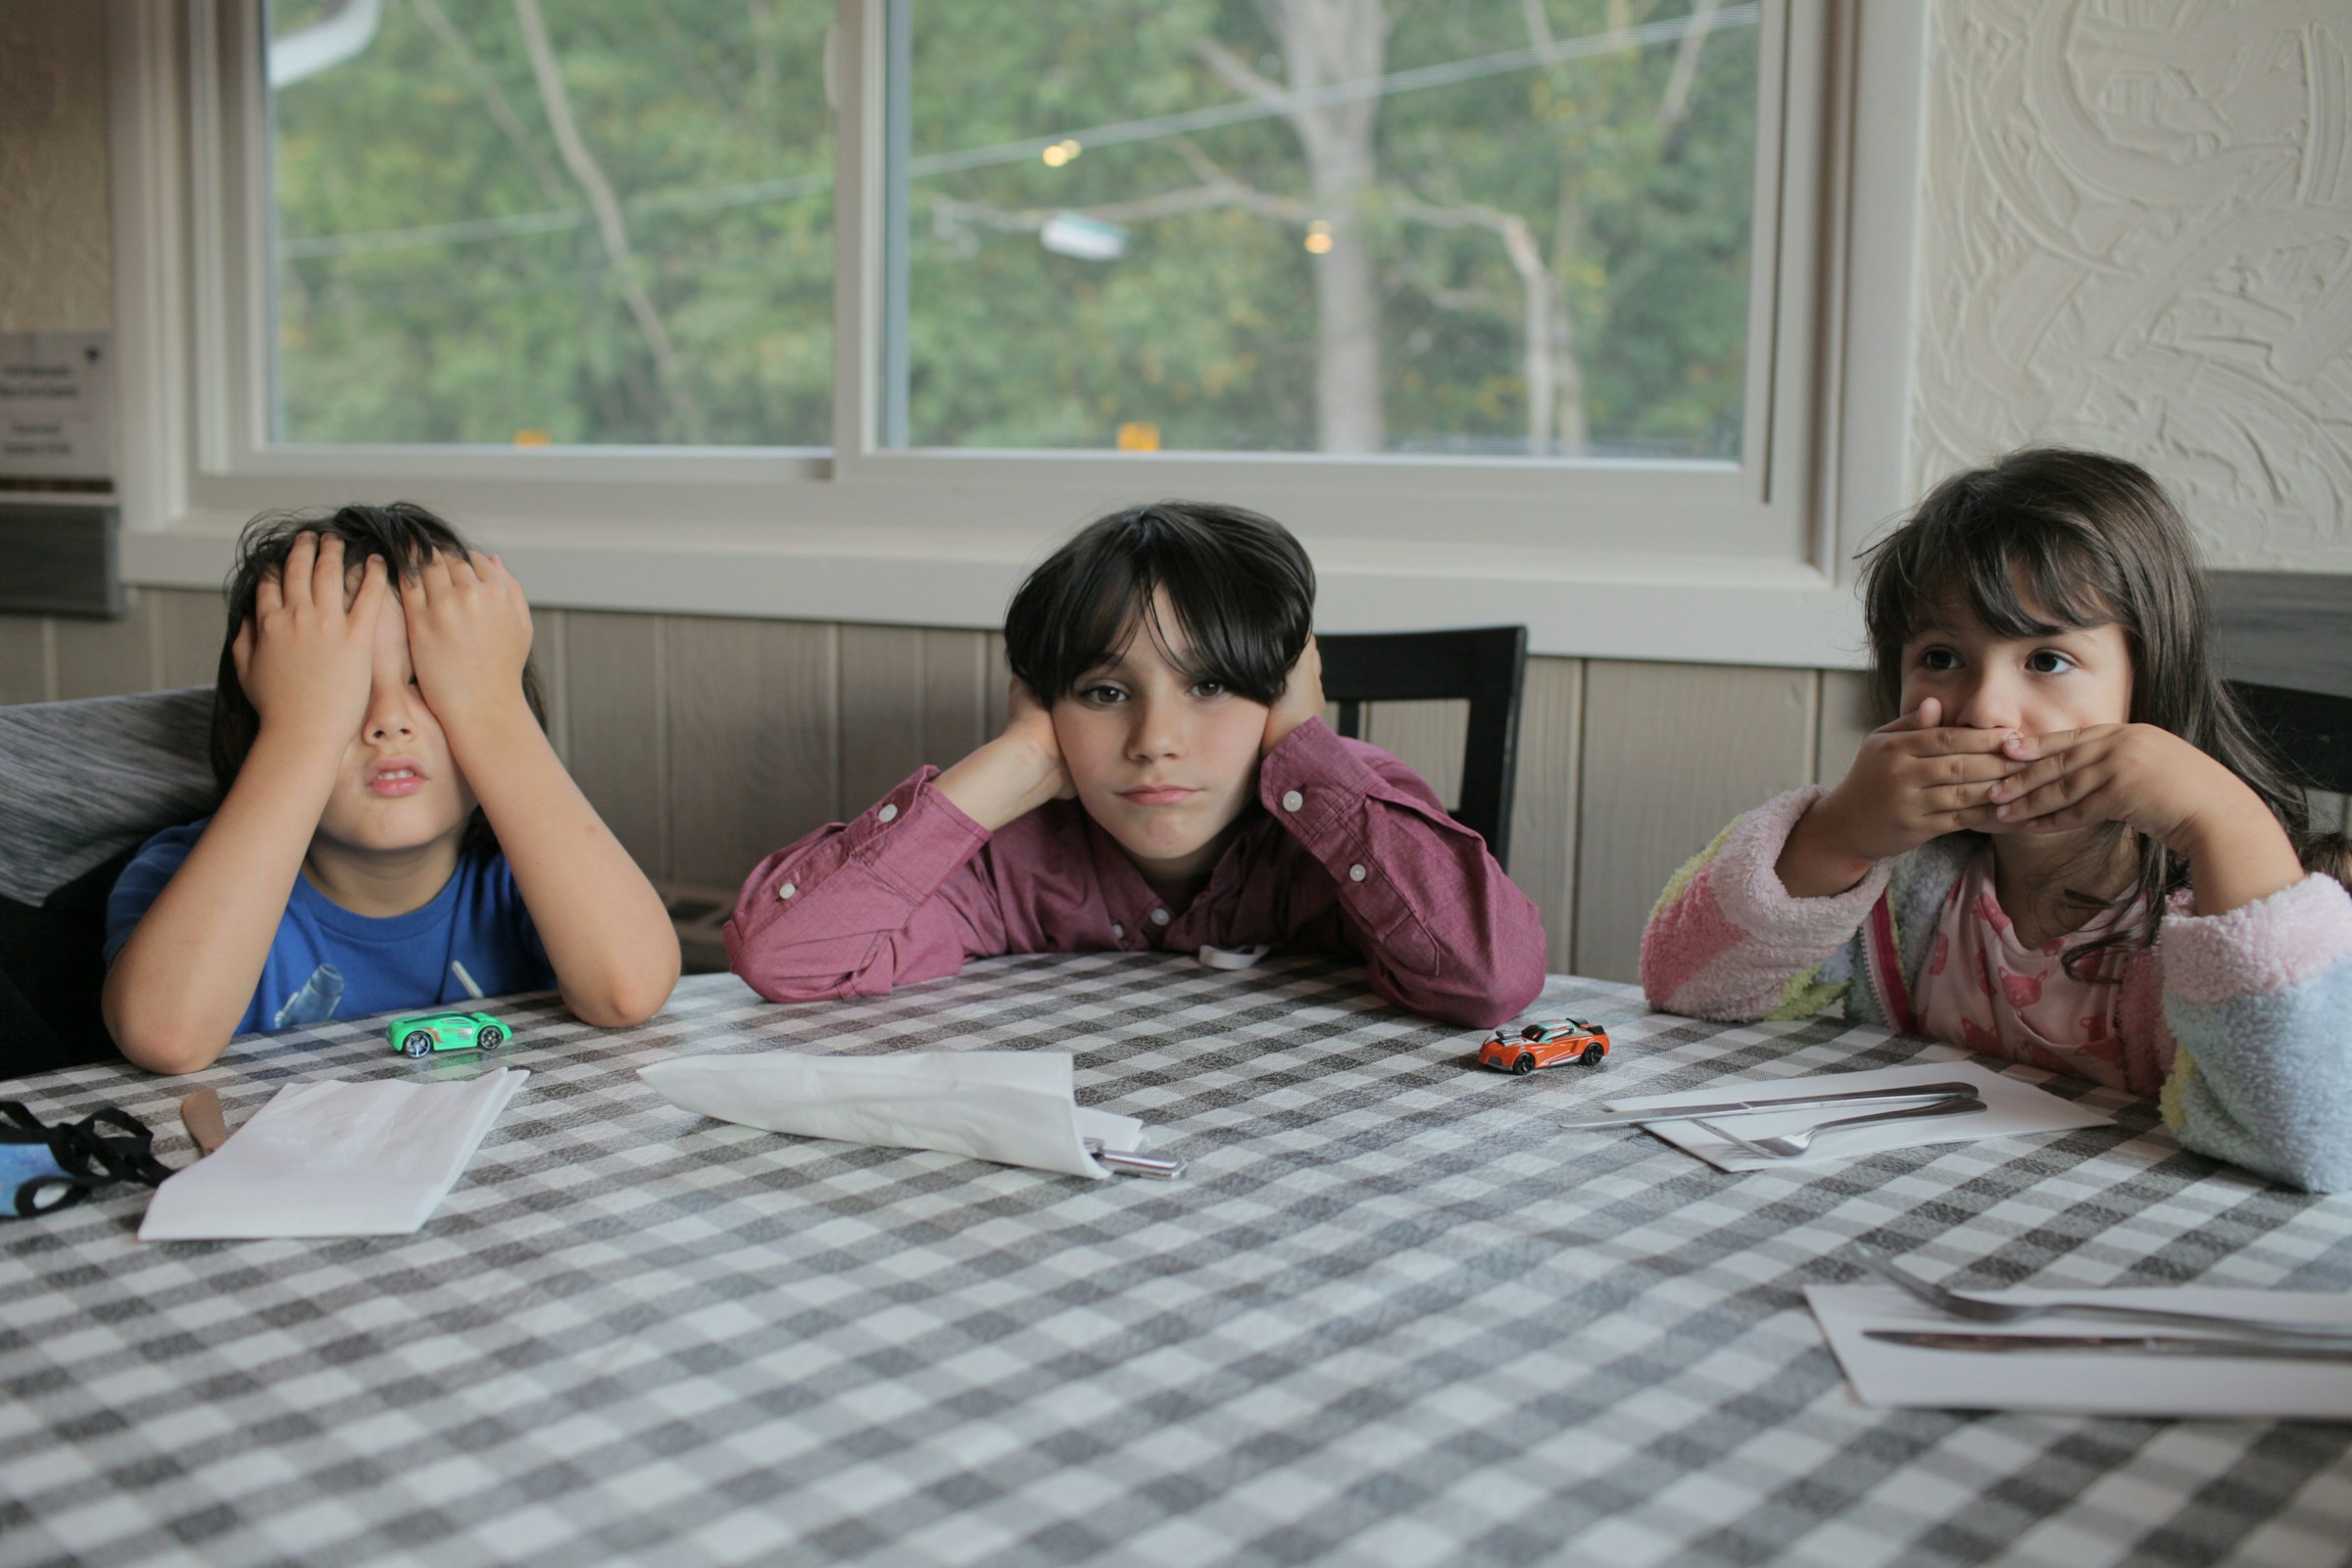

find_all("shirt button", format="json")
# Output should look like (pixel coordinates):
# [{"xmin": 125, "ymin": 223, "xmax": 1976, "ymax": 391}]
[
  {"xmin": 877, "ymin": 804, "xmax": 899, "ymax": 823},
  {"xmin": 1348, "ymin": 863, "xmax": 1367, "ymax": 882},
  {"xmin": 1150, "ymin": 907, "xmax": 1171, "ymax": 926},
  {"xmin": 778, "ymin": 882, "xmax": 798, "ymax": 900},
  {"xmin": 1281, "ymin": 789, "xmax": 1304, "ymax": 812},
  {"xmin": 1110, "ymin": 923, "xmax": 1124, "ymax": 940}
]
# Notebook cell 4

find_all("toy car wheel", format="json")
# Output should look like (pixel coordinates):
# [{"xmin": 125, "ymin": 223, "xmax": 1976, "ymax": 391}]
[
  {"xmin": 1581, "ymin": 1043, "xmax": 1606, "ymax": 1068},
  {"xmin": 476, "ymin": 1024, "xmax": 507, "ymax": 1051},
  {"xmin": 398, "ymin": 1031, "xmax": 433, "ymax": 1059},
  {"xmin": 1513, "ymin": 1053, "xmax": 1535, "ymax": 1075}
]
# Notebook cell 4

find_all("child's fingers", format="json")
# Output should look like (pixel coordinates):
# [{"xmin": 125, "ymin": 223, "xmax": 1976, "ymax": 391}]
[
  {"xmin": 310, "ymin": 534, "xmax": 349, "ymax": 612},
  {"xmin": 230, "ymin": 619, "xmax": 254, "ymax": 682},
  {"xmin": 1915, "ymin": 747, "xmax": 2023, "ymax": 788},
  {"xmin": 1872, "ymin": 698, "xmax": 1941, "ymax": 736},
  {"xmin": 278, "ymin": 533, "xmax": 318, "ymax": 610},
  {"xmin": 1998, "ymin": 724, "xmax": 2122, "ymax": 764},
  {"xmin": 253, "ymin": 566, "xmax": 284, "ymax": 619},
  {"xmin": 1991, "ymin": 758, "xmax": 2110, "ymax": 827},
  {"xmin": 348, "ymin": 554, "xmax": 391, "ymax": 622}
]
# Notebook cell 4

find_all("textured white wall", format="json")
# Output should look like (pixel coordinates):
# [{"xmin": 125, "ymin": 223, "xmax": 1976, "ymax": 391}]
[{"xmin": 1915, "ymin": 1, "xmax": 2352, "ymax": 568}]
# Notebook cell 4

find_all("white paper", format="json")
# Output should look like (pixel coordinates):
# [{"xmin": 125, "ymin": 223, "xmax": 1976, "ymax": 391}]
[
  {"xmin": 1595, "ymin": 1059, "xmax": 2107, "ymax": 1171},
  {"xmin": 1808, "ymin": 1284, "xmax": 2352, "ymax": 1418},
  {"xmin": 139, "ymin": 1068, "xmax": 526, "ymax": 1240},
  {"xmin": 639, "ymin": 1051, "xmax": 1148, "ymax": 1180},
  {"xmin": 0, "ymin": 330, "xmax": 114, "ymax": 480}
]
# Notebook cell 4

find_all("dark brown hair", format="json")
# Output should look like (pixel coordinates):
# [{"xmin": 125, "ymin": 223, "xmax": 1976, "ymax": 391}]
[
  {"xmin": 1860, "ymin": 448, "xmax": 2320, "ymax": 972},
  {"xmin": 212, "ymin": 503, "xmax": 548, "ymax": 855},
  {"xmin": 1004, "ymin": 501, "xmax": 1315, "ymax": 706}
]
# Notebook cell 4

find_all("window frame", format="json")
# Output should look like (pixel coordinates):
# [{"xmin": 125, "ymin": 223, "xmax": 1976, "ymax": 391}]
[{"xmin": 105, "ymin": 0, "xmax": 1926, "ymax": 668}]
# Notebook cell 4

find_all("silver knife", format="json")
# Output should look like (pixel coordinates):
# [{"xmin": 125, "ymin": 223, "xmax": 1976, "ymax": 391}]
[
  {"xmin": 1558, "ymin": 1082, "xmax": 1980, "ymax": 1131},
  {"xmin": 1865, "ymin": 1329, "xmax": 2352, "ymax": 1360}
]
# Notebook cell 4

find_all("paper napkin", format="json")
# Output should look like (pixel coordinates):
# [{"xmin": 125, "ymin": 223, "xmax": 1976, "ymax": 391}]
[
  {"xmin": 1807, "ymin": 1284, "xmax": 2352, "ymax": 1418},
  {"xmin": 139, "ymin": 1068, "xmax": 527, "ymax": 1240},
  {"xmin": 1595, "ymin": 1059, "xmax": 2107, "ymax": 1172},
  {"xmin": 639, "ymin": 1051, "xmax": 1149, "ymax": 1179}
]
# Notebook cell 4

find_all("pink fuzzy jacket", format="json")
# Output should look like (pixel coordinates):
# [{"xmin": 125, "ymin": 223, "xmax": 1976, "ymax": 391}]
[{"xmin": 1641, "ymin": 787, "xmax": 2352, "ymax": 1192}]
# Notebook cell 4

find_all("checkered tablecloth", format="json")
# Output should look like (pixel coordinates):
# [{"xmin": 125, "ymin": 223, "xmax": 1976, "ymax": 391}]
[{"xmin": 4, "ymin": 955, "xmax": 2349, "ymax": 1568}]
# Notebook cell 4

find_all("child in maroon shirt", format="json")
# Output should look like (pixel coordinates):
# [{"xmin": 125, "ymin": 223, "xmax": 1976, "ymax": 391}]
[{"xmin": 726, "ymin": 502, "xmax": 1546, "ymax": 1028}]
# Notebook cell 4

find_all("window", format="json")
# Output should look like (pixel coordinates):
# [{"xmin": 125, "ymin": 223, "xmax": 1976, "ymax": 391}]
[
  {"xmin": 107, "ymin": 1, "xmax": 1923, "ymax": 664},
  {"xmin": 266, "ymin": 0, "xmax": 833, "ymax": 448},
  {"xmin": 889, "ymin": 1, "xmax": 1760, "ymax": 462}
]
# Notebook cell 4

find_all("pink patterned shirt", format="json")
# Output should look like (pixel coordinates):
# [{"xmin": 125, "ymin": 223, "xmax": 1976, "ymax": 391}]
[
  {"xmin": 1918, "ymin": 845, "xmax": 2142, "ymax": 1088},
  {"xmin": 725, "ymin": 718, "xmax": 1547, "ymax": 1028}
]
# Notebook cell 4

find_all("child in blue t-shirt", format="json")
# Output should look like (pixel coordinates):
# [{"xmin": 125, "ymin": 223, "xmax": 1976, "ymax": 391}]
[{"xmin": 104, "ymin": 504, "xmax": 679, "ymax": 1072}]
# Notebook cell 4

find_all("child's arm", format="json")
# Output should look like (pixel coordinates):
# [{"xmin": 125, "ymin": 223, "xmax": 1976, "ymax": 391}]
[
  {"xmin": 103, "ymin": 536, "xmax": 388, "ymax": 1073},
  {"xmin": 1640, "ymin": 788, "xmax": 1893, "ymax": 1022},
  {"xmin": 1255, "ymin": 639, "xmax": 1546, "ymax": 1029},
  {"xmin": 726, "ymin": 687, "xmax": 1064, "ymax": 1002},
  {"xmin": 2153, "ymin": 874, "xmax": 2352, "ymax": 1192},
  {"xmin": 400, "ymin": 552, "xmax": 678, "ymax": 1027}
]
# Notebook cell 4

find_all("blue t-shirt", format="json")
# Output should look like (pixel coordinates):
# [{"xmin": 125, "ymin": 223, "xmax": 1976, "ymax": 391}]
[{"xmin": 104, "ymin": 819, "xmax": 554, "ymax": 1037}]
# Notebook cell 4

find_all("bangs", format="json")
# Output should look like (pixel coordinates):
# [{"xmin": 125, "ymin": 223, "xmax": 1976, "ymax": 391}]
[
  {"xmin": 1005, "ymin": 503, "xmax": 1313, "ymax": 705},
  {"xmin": 1865, "ymin": 488, "xmax": 2128, "ymax": 677},
  {"xmin": 1902, "ymin": 527, "xmax": 2122, "ymax": 645}
]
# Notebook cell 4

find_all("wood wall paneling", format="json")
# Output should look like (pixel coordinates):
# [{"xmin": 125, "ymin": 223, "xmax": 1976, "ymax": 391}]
[
  {"xmin": 840, "ymin": 624, "xmax": 932, "ymax": 811},
  {"xmin": 1508, "ymin": 657, "xmax": 1583, "ymax": 972},
  {"xmin": 1815, "ymin": 668, "xmax": 1881, "ymax": 787},
  {"xmin": 1361, "ymin": 699, "xmax": 1469, "ymax": 813},
  {"xmin": 52, "ymin": 590, "xmax": 157, "ymax": 700},
  {"xmin": 535, "ymin": 609, "xmax": 570, "ymax": 765},
  {"xmin": 0, "ymin": 616, "xmax": 52, "ymax": 705},
  {"xmin": 563, "ymin": 611, "xmax": 668, "ymax": 883},
  {"xmin": 666, "ymin": 616, "xmax": 838, "ymax": 890},
  {"xmin": 985, "ymin": 633, "xmax": 1011, "ymax": 736},
  {"xmin": 922, "ymin": 628, "xmax": 990, "ymax": 769},
  {"xmin": 152, "ymin": 588, "xmax": 224, "ymax": 692},
  {"xmin": 1574, "ymin": 662, "xmax": 1818, "ymax": 983}
]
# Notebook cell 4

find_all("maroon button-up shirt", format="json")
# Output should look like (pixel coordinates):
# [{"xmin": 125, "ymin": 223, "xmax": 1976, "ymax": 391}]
[{"xmin": 725, "ymin": 719, "xmax": 1547, "ymax": 1028}]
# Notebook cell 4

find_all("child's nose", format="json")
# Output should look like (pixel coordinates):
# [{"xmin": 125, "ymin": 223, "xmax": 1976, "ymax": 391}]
[
  {"xmin": 1951, "ymin": 672, "xmax": 2021, "ymax": 730},
  {"xmin": 364, "ymin": 679, "xmax": 418, "ymax": 741},
  {"xmin": 1126, "ymin": 694, "xmax": 1183, "ymax": 759}
]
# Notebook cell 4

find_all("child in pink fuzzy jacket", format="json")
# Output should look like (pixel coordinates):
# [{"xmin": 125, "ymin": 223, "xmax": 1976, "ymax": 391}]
[{"xmin": 1642, "ymin": 450, "xmax": 2352, "ymax": 1191}]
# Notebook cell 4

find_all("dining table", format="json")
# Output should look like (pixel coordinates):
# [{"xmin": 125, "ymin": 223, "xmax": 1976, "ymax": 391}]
[{"xmin": 3, "ymin": 953, "xmax": 2348, "ymax": 1568}]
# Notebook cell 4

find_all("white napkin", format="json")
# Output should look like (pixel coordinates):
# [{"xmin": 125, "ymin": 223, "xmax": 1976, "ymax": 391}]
[
  {"xmin": 139, "ymin": 1068, "xmax": 527, "ymax": 1240},
  {"xmin": 1598, "ymin": 1060, "xmax": 2106, "ymax": 1172},
  {"xmin": 1807, "ymin": 1284, "xmax": 2352, "ymax": 1418},
  {"xmin": 639, "ymin": 1052, "xmax": 1148, "ymax": 1179}
]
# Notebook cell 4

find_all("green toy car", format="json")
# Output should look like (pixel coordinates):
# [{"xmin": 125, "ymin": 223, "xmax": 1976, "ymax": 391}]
[{"xmin": 388, "ymin": 1010, "xmax": 511, "ymax": 1059}]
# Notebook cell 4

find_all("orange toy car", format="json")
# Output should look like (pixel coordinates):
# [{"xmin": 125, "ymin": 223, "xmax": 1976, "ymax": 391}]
[{"xmin": 1478, "ymin": 1017, "xmax": 1609, "ymax": 1075}]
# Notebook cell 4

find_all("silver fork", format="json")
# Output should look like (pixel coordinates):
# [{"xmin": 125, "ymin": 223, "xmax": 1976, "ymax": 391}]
[
  {"xmin": 1852, "ymin": 1245, "xmax": 2352, "ymax": 1341},
  {"xmin": 1694, "ymin": 1097, "xmax": 1986, "ymax": 1157}
]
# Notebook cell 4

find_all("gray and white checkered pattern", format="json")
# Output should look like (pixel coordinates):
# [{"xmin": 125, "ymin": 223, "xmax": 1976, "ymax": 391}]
[{"xmin": 4, "ymin": 956, "xmax": 2349, "ymax": 1568}]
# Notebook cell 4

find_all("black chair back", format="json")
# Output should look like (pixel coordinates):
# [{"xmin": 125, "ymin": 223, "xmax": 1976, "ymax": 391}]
[
  {"xmin": 2211, "ymin": 571, "xmax": 2352, "ymax": 796},
  {"xmin": 1315, "ymin": 625, "xmax": 1528, "ymax": 868}
]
